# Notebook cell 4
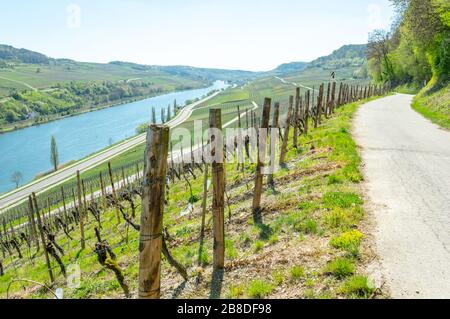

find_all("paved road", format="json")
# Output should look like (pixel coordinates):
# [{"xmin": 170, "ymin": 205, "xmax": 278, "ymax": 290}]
[
  {"xmin": 0, "ymin": 91, "xmax": 222, "ymax": 211},
  {"xmin": 274, "ymin": 76, "xmax": 318, "ymax": 93},
  {"xmin": 354, "ymin": 94, "xmax": 450, "ymax": 299}
]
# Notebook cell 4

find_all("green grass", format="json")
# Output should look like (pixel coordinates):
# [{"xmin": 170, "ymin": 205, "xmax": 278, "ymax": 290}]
[
  {"xmin": 247, "ymin": 280, "xmax": 273, "ymax": 299},
  {"xmin": 271, "ymin": 270, "xmax": 286, "ymax": 286},
  {"xmin": 322, "ymin": 192, "xmax": 363, "ymax": 209},
  {"xmin": 323, "ymin": 258, "xmax": 355, "ymax": 279},
  {"xmin": 412, "ymin": 83, "xmax": 450, "ymax": 130},
  {"xmin": 395, "ymin": 84, "xmax": 422, "ymax": 94},
  {"xmin": 290, "ymin": 265, "xmax": 305, "ymax": 281},
  {"xmin": 226, "ymin": 284, "xmax": 246, "ymax": 299},
  {"xmin": 341, "ymin": 276, "xmax": 375, "ymax": 299}
]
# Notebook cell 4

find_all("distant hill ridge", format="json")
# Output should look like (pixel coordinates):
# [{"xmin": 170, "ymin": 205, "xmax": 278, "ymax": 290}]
[
  {"xmin": 307, "ymin": 44, "xmax": 367, "ymax": 70},
  {"xmin": 1, "ymin": 43, "xmax": 367, "ymax": 77},
  {"xmin": 0, "ymin": 44, "xmax": 50, "ymax": 64}
]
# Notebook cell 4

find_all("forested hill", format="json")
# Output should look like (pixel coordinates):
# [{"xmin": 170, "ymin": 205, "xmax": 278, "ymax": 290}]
[
  {"xmin": 308, "ymin": 44, "xmax": 367, "ymax": 70},
  {"xmin": 0, "ymin": 44, "xmax": 49, "ymax": 65}
]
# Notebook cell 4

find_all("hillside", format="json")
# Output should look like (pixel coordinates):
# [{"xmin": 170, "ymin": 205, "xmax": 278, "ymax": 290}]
[
  {"xmin": 269, "ymin": 62, "xmax": 309, "ymax": 75},
  {"xmin": 0, "ymin": 45, "xmax": 258, "ymax": 97},
  {"xmin": 0, "ymin": 44, "xmax": 49, "ymax": 65},
  {"xmin": 0, "ymin": 80, "xmax": 387, "ymax": 299},
  {"xmin": 308, "ymin": 44, "xmax": 367, "ymax": 70},
  {"xmin": 0, "ymin": 43, "xmax": 371, "ymax": 131}
]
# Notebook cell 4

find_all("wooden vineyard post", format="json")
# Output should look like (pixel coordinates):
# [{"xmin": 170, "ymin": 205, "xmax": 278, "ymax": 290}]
[
  {"xmin": 61, "ymin": 187, "xmax": 68, "ymax": 224},
  {"xmin": 267, "ymin": 102, "xmax": 280, "ymax": 188},
  {"xmin": 76, "ymin": 171, "xmax": 86, "ymax": 250},
  {"xmin": 252, "ymin": 98, "xmax": 271, "ymax": 223},
  {"xmin": 81, "ymin": 180, "xmax": 88, "ymax": 223},
  {"xmin": 200, "ymin": 163, "xmax": 209, "ymax": 243},
  {"xmin": 27, "ymin": 196, "xmax": 40, "ymax": 251},
  {"xmin": 325, "ymin": 82, "xmax": 331, "ymax": 118},
  {"xmin": 108, "ymin": 162, "xmax": 121, "ymax": 224},
  {"xmin": 305, "ymin": 90, "xmax": 311, "ymax": 135},
  {"xmin": 31, "ymin": 194, "xmax": 54, "ymax": 283},
  {"xmin": 337, "ymin": 83, "xmax": 343, "ymax": 107},
  {"xmin": 209, "ymin": 109, "xmax": 225, "ymax": 270},
  {"xmin": 99, "ymin": 172, "xmax": 106, "ymax": 211},
  {"xmin": 330, "ymin": 81, "xmax": 336, "ymax": 114},
  {"xmin": 293, "ymin": 87, "xmax": 300, "ymax": 148},
  {"xmin": 138, "ymin": 124, "xmax": 170, "ymax": 299},
  {"xmin": 280, "ymin": 96, "xmax": 294, "ymax": 166},
  {"xmin": 315, "ymin": 84, "xmax": 324, "ymax": 128},
  {"xmin": 121, "ymin": 167, "xmax": 127, "ymax": 188}
]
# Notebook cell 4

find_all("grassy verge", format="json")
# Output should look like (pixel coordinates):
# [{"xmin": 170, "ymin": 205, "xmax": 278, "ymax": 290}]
[
  {"xmin": 412, "ymin": 84, "xmax": 450, "ymax": 130},
  {"xmin": 395, "ymin": 84, "xmax": 422, "ymax": 95},
  {"xmin": 0, "ymin": 94, "xmax": 385, "ymax": 299}
]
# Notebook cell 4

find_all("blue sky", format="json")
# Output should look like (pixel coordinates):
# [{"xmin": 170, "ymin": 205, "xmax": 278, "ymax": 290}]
[{"xmin": 0, "ymin": 0, "xmax": 395, "ymax": 71}]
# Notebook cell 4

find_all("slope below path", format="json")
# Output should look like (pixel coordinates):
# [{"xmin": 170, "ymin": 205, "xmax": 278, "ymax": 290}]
[{"xmin": 353, "ymin": 94, "xmax": 450, "ymax": 299}]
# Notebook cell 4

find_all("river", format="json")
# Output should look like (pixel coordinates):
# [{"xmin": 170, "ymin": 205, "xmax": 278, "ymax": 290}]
[{"xmin": 0, "ymin": 81, "xmax": 228, "ymax": 194}]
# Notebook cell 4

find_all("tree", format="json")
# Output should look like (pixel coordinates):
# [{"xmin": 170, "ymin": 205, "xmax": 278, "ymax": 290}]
[
  {"xmin": 161, "ymin": 108, "xmax": 166, "ymax": 123},
  {"xmin": 151, "ymin": 107, "xmax": 156, "ymax": 124},
  {"xmin": 10, "ymin": 171, "xmax": 23, "ymax": 188},
  {"xmin": 167, "ymin": 104, "xmax": 172, "ymax": 121},
  {"xmin": 50, "ymin": 135, "xmax": 59, "ymax": 172},
  {"xmin": 367, "ymin": 29, "xmax": 395, "ymax": 82}
]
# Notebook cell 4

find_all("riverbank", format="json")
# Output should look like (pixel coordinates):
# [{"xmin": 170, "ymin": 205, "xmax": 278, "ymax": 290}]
[
  {"xmin": 0, "ymin": 85, "xmax": 227, "ymax": 203},
  {"xmin": 0, "ymin": 83, "xmax": 211, "ymax": 134}
]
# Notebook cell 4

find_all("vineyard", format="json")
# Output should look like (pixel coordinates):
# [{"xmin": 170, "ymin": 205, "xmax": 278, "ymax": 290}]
[{"xmin": 0, "ymin": 81, "xmax": 390, "ymax": 299}]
